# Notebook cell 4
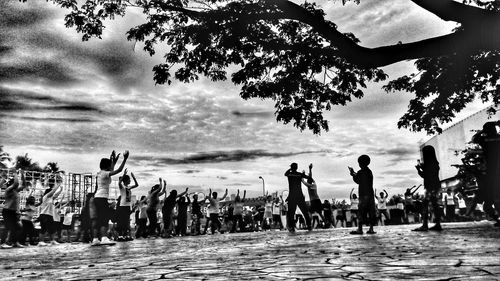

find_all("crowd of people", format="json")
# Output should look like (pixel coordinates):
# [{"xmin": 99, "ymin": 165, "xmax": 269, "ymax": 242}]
[{"xmin": 0, "ymin": 121, "xmax": 498, "ymax": 248}]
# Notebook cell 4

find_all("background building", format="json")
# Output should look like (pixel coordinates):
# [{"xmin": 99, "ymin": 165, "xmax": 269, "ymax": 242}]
[{"xmin": 420, "ymin": 107, "xmax": 499, "ymax": 189}]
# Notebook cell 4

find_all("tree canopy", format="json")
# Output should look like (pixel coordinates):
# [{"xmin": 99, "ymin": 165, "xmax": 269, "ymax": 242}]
[{"xmin": 25, "ymin": 0, "xmax": 500, "ymax": 134}]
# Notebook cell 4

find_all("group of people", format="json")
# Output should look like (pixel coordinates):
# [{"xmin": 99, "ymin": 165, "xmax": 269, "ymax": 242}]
[{"xmin": 0, "ymin": 121, "xmax": 498, "ymax": 247}]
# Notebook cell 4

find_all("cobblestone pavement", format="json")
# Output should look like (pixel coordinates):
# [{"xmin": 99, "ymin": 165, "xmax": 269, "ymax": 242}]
[{"xmin": 0, "ymin": 221, "xmax": 499, "ymax": 280}]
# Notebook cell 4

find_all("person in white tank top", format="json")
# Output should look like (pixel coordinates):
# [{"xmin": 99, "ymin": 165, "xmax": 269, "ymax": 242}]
[{"xmin": 374, "ymin": 189, "xmax": 390, "ymax": 226}]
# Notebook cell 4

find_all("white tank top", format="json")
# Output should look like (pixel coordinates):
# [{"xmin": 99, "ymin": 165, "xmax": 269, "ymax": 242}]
[
  {"xmin": 446, "ymin": 194, "xmax": 455, "ymax": 205},
  {"xmin": 377, "ymin": 198, "xmax": 387, "ymax": 210},
  {"xmin": 95, "ymin": 171, "xmax": 112, "ymax": 199},
  {"xmin": 350, "ymin": 199, "xmax": 359, "ymax": 210}
]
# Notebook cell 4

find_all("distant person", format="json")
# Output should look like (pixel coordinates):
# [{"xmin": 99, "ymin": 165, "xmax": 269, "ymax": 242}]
[
  {"xmin": 301, "ymin": 163, "xmax": 325, "ymax": 229},
  {"xmin": 207, "ymin": 188, "xmax": 228, "ymax": 234},
  {"xmin": 191, "ymin": 193, "xmax": 205, "ymax": 235},
  {"xmin": 231, "ymin": 190, "xmax": 247, "ymax": 233},
  {"xmin": 349, "ymin": 155, "xmax": 376, "ymax": 235},
  {"xmin": 374, "ymin": 189, "xmax": 390, "ymax": 226},
  {"xmin": 146, "ymin": 179, "xmax": 165, "ymax": 237},
  {"xmin": 20, "ymin": 195, "xmax": 37, "ymax": 246},
  {"xmin": 38, "ymin": 179, "xmax": 63, "ymax": 246},
  {"xmin": 335, "ymin": 200, "xmax": 347, "ymax": 228},
  {"xmin": 443, "ymin": 188, "xmax": 456, "ymax": 222},
  {"xmin": 92, "ymin": 150, "xmax": 129, "ymax": 246},
  {"xmin": 349, "ymin": 189, "xmax": 359, "ymax": 228},
  {"xmin": 0, "ymin": 171, "xmax": 26, "ymax": 248},
  {"xmin": 176, "ymin": 194, "xmax": 191, "ymax": 236},
  {"xmin": 404, "ymin": 185, "xmax": 421, "ymax": 222},
  {"xmin": 284, "ymin": 163, "xmax": 311, "ymax": 232},
  {"xmin": 322, "ymin": 200, "xmax": 334, "ymax": 228},
  {"xmin": 413, "ymin": 145, "xmax": 442, "ymax": 231},
  {"xmin": 117, "ymin": 169, "xmax": 139, "ymax": 241},
  {"xmin": 162, "ymin": 186, "xmax": 188, "ymax": 237},
  {"xmin": 272, "ymin": 197, "xmax": 283, "ymax": 230},
  {"xmin": 263, "ymin": 195, "xmax": 273, "ymax": 230},
  {"xmin": 135, "ymin": 196, "xmax": 148, "ymax": 238}
]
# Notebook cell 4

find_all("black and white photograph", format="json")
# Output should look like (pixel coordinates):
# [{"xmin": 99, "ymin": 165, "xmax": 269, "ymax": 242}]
[{"xmin": 0, "ymin": 0, "xmax": 499, "ymax": 280}]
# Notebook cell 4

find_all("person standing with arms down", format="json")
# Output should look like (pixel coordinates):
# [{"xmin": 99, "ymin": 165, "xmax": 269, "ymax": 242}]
[
  {"xmin": 92, "ymin": 150, "xmax": 129, "ymax": 246},
  {"xmin": 349, "ymin": 155, "xmax": 376, "ymax": 235},
  {"xmin": 413, "ymin": 145, "xmax": 443, "ymax": 231},
  {"xmin": 284, "ymin": 163, "xmax": 311, "ymax": 233}
]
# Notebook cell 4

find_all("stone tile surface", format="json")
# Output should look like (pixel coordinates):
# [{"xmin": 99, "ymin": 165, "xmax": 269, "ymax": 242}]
[{"xmin": 0, "ymin": 222, "xmax": 499, "ymax": 280}]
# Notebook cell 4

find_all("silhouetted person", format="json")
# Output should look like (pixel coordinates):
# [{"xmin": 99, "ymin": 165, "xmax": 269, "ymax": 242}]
[
  {"xmin": 285, "ymin": 163, "xmax": 311, "ymax": 232},
  {"xmin": 413, "ymin": 145, "xmax": 442, "ymax": 231},
  {"xmin": 349, "ymin": 155, "xmax": 376, "ymax": 234},
  {"xmin": 469, "ymin": 122, "xmax": 500, "ymax": 226}
]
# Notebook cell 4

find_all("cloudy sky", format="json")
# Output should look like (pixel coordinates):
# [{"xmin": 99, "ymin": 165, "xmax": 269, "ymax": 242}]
[{"xmin": 0, "ymin": 0, "xmax": 487, "ymax": 200}]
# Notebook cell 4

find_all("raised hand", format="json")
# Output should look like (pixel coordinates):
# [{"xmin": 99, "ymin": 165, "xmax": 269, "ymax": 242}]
[{"xmin": 123, "ymin": 150, "xmax": 130, "ymax": 159}]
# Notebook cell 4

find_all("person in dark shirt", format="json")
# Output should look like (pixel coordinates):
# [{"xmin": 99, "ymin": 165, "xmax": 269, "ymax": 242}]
[
  {"xmin": 190, "ymin": 193, "xmax": 205, "ymax": 235},
  {"xmin": 176, "ymin": 195, "xmax": 191, "ymax": 236},
  {"xmin": 162, "ymin": 187, "xmax": 188, "ymax": 237},
  {"xmin": 285, "ymin": 163, "xmax": 311, "ymax": 232},
  {"xmin": 349, "ymin": 155, "xmax": 376, "ymax": 235}
]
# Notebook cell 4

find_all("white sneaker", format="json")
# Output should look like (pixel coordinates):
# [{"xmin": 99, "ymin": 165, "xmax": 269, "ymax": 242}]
[
  {"xmin": 1, "ymin": 243, "xmax": 13, "ymax": 249},
  {"xmin": 91, "ymin": 238, "xmax": 101, "ymax": 246},
  {"xmin": 100, "ymin": 237, "xmax": 113, "ymax": 245},
  {"xmin": 50, "ymin": 240, "xmax": 60, "ymax": 245},
  {"xmin": 38, "ymin": 241, "xmax": 48, "ymax": 247}
]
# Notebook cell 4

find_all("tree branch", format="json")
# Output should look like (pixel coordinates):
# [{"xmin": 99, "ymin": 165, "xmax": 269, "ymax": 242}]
[{"xmin": 409, "ymin": 0, "xmax": 499, "ymax": 24}]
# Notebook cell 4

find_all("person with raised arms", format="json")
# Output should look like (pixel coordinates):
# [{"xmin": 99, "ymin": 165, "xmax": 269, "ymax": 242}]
[
  {"xmin": 38, "ymin": 177, "xmax": 63, "ymax": 246},
  {"xmin": 374, "ymin": 188, "xmax": 390, "ymax": 226},
  {"xmin": 146, "ymin": 178, "xmax": 166, "ymax": 238},
  {"xmin": 162, "ymin": 185, "xmax": 188, "ymax": 237},
  {"xmin": 231, "ymin": 189, "xmax": 247, "ymax": 233},
  {"xmin": 301, "ymin": 163, "xmax": 325, "ymax": 229},
  {"xmin": 116, "ymin": 169, "xmax": 139, "ymax": 241},
  {"xmin": 0, "ymin": 171, "xmax": 26, "ymax": 248},
  {"xmin": 207, "ymin": 188, "xmax": 228, "ymax": 234},
  {"xmin": 92, "ymin": 150, "xmax": 129, "ymax": 246},
  {"xmin": 284, "ymin": 163, "xmax": 311, "ymax": 233}
]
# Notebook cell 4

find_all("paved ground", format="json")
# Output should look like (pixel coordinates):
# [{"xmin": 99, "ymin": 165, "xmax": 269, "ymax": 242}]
[{"xmin": 0, "ymin": 221, "xmax": 499, "ymax": 280}]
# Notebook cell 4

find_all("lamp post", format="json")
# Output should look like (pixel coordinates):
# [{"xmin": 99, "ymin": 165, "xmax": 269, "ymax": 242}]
[{"xmin": 258, "ymin": 176, "xmax": 265, "ymax": 196}]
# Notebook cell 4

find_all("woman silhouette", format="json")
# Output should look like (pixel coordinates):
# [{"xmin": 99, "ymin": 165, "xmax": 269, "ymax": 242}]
[{"xmin": 413, "ymin": 145, "xmax": 442, "ymax": 231}]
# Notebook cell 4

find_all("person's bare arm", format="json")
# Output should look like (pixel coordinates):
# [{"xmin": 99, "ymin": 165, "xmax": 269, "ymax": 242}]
[
  {"xmin": 129, "ymin": 172, "xmax": 139, "ymax": 189},
  {"xmin": 53, "ymin": 184, "xmax": 64, "ymax": 199},
  {"xmin": 242, "ymin": 190, "xmax": 246, "ymax": 201},
  {"xmin": 301, "ymin": 178, "xmax": 312, "ymax": 188},
  {"xmin": 177, "ymin": 188, "xmax": 188, "ymax": 198},
  {"xmin": 109, "ymin": 150, "xmax": 129, "ymax": 176},
  {"xmin": 350, "ymin": 188, "xmax": 354, "ymax": 199},
  {"xmin": 221, "ymin": 188, "xmax": 228, "ymax": 200}
]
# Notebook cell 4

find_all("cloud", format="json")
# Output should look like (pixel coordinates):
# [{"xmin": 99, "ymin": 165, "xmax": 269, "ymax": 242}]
[
  {"xmin": 231, "ymin": 110, "xmax": 274, "ymax": 118},
  {"xmin": 131, "ymin": 149, "xmax": 331, "ymax": 166},
  {"xmin": 180, "ymin": 169, "xmax": 201, "ymax": 174},
  {"xmin": 0, "ymin": 87, "xmax": 101, "ymax": 114}
]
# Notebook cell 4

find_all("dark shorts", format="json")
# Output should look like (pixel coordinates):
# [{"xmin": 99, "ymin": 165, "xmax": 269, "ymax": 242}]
[
  {"xmin": 39, "ymin": 214, "xmax": 55, "ymax": 235},
  {"xmin": 310, "ymin": 199, "xmax": 323, "ymax": 213},
  {"xmin": 93, "ymin": 197, "xmax": 110, "ymax": 228}
]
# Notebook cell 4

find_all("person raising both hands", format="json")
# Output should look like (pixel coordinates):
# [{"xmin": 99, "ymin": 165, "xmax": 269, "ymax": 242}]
[{"xmin": 92, "ymin": 150, "xmax": 129, "ymax": 246}]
